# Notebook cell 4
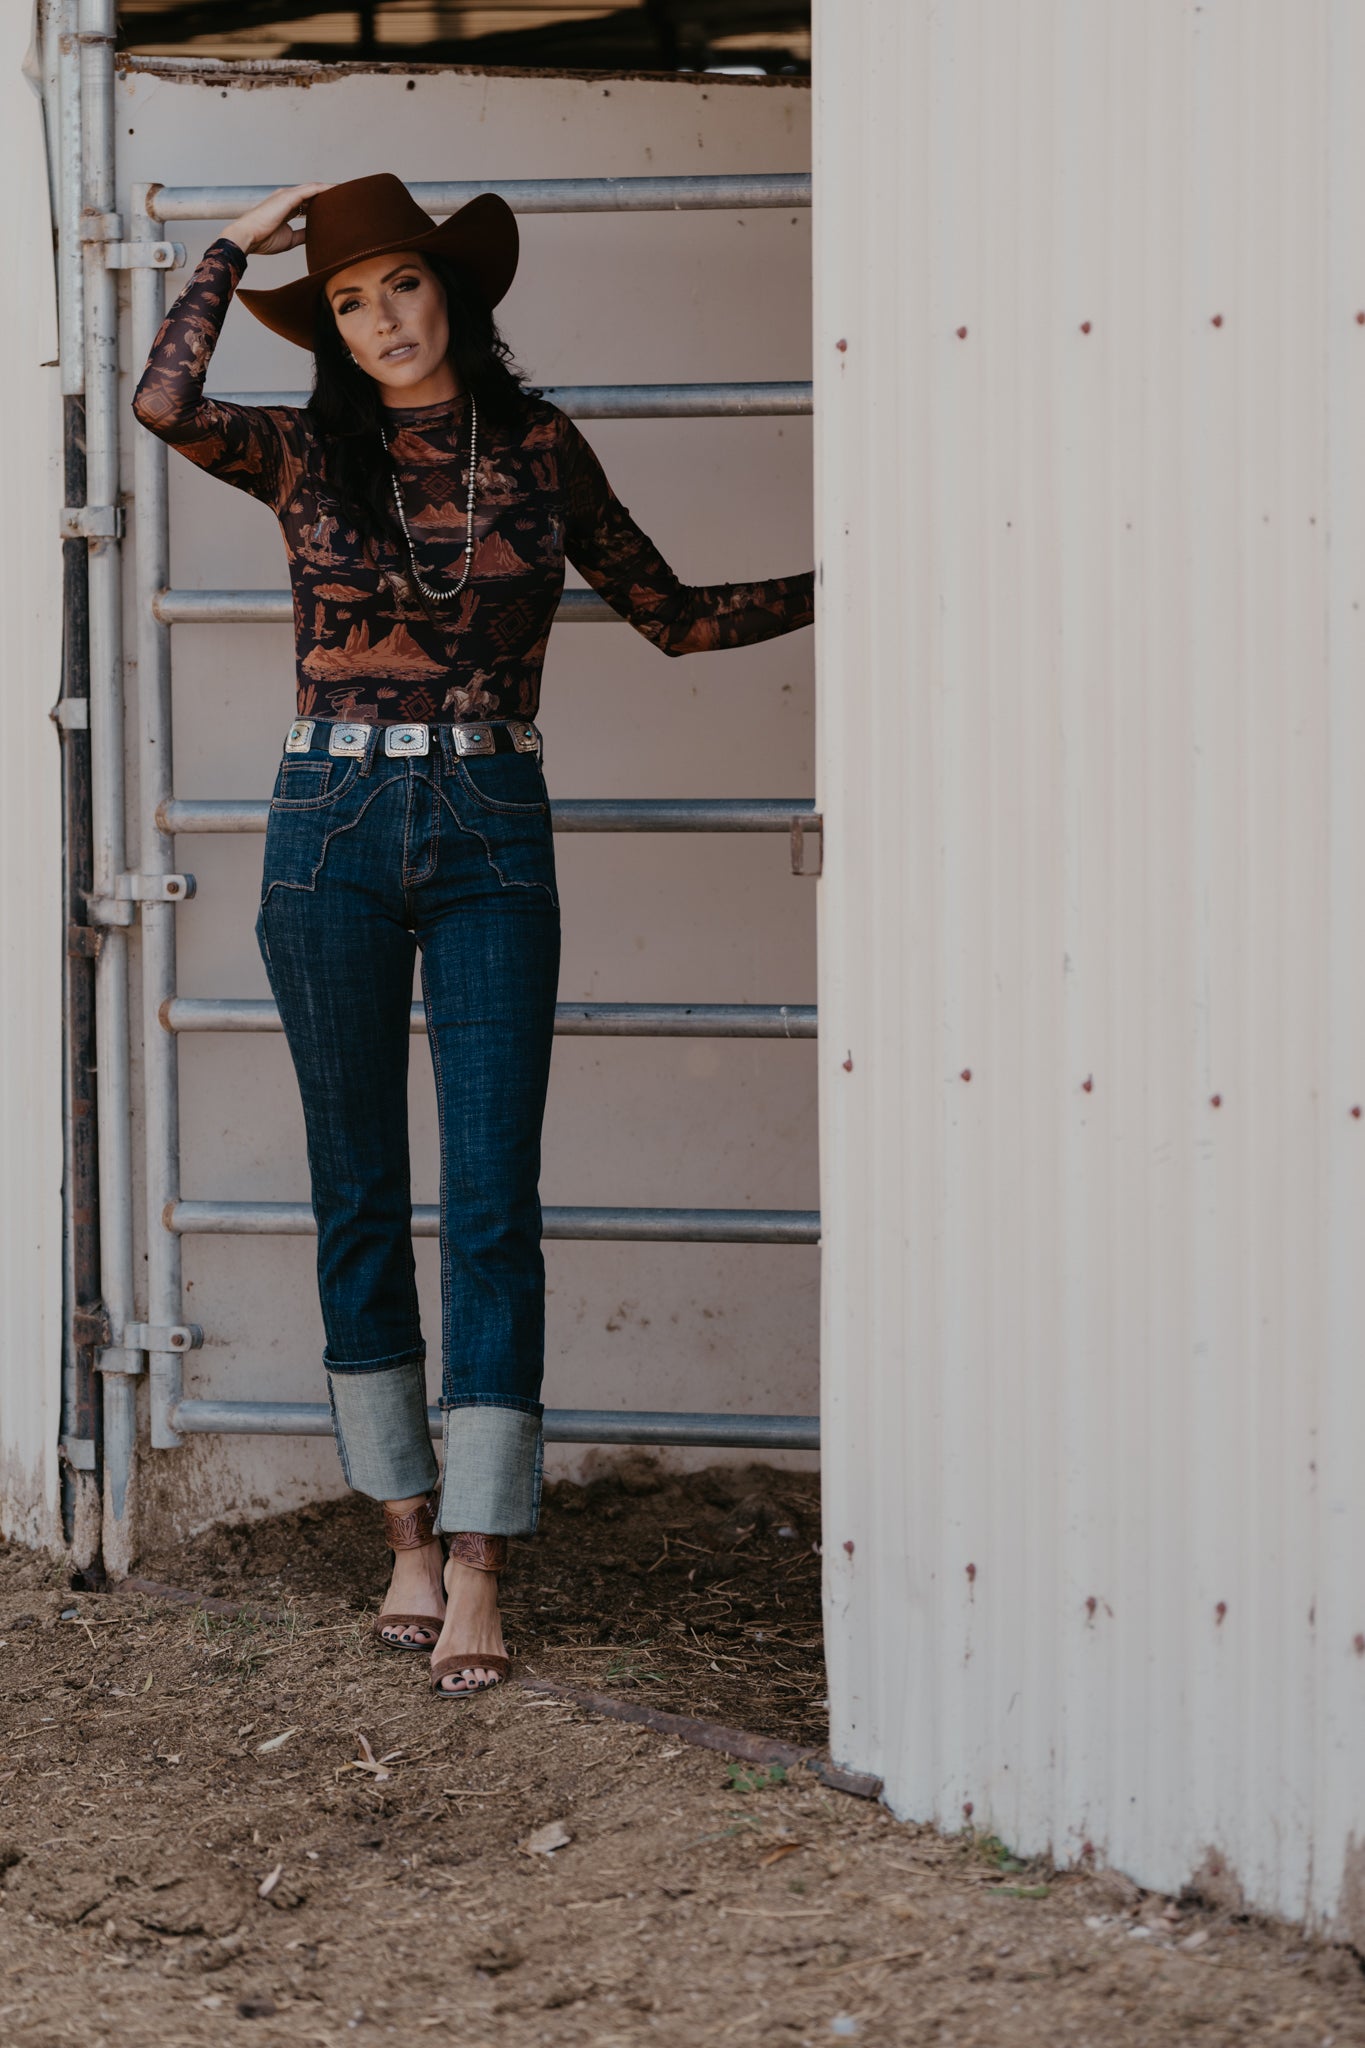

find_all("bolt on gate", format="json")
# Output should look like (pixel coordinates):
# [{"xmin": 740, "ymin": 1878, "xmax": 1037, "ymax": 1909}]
[{"xmin": 53, "ymin": 1, "xmax": 820, "ymax": 1544}]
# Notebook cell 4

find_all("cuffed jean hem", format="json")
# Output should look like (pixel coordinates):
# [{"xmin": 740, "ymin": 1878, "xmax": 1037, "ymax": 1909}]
[
  {"xmin": 437, "ymin": 1404, "xmax": 543, "ymax": 1536},
  {"xmin": 326, "ymin": 1359, "xmax": 439, "ymax": 1503}
]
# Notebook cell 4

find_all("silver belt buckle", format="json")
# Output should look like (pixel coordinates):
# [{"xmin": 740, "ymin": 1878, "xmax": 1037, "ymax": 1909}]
[
  {"xmin": 284, "ymin": 719, "xmax": 315, "ymax": 755},
  {"xmin": 453, "ymin": 723, "xmax": 495, "ymax": 757},
  {"xmin": 329, "ymin": 722, "xmax": 371, "ymax": 758},
  {"xmin": 384, "ymin": 723, "xmax": 430, "ymax": 757},
  {"xmin": 510, "ymin": 722, "xmax": 540, "ymax": 755}
]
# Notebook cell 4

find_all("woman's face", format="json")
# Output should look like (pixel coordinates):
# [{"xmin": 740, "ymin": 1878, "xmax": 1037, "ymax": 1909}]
[{"xmin": 325, "ymin": 250, "xmax": 451, "ymax": 394}]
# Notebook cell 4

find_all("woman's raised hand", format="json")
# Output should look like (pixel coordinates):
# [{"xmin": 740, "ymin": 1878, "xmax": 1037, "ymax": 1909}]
[{"xmin": 223, "ymin": 183, "xmax": 331, "ymax": 259}]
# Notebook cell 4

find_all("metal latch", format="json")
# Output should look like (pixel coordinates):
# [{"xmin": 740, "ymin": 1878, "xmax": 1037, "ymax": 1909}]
[
  {"xmin": 89, "ymin": 872, "xmax": 197, "ymax": 925},
  {"xmin": 61, "ymin": 504, "xmax": 124, "ymax": 541},
  {"xmin": 123, "ymin": 1323, "xmax": 203, "ymax": 1354},
  {"xmin": 50, "ymin": 697, "xmax": 89, "ymax": 730},
  {"xmin": 790, "ymin": 812, "xmax": 823, "ymax": 877},
  {"xmin": 105, "ymin": 240, "xmax": 186, "ymax": 272}
]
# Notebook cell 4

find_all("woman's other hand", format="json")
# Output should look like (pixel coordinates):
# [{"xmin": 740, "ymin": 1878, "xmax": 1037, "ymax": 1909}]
[{"xmin": 223, "ymin": 182, "xmax": 331, "ymax": 259}]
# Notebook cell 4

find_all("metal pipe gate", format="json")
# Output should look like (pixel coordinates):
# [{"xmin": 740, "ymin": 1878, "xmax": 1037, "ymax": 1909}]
[{"xmin": 52, "ymin": 10, "xmax": 820, "ymax": 1555}]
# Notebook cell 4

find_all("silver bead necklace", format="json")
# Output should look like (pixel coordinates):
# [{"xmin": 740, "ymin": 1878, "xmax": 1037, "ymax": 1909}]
[{"xmin": 378, "ymin": 393, "xmax": 479, "ymax": 604}]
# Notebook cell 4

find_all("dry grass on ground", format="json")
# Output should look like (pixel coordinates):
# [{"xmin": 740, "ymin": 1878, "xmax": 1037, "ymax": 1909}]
[{"xmin": 0, "ymin": 1458, "xmax": 1361, "ymax": 2047}]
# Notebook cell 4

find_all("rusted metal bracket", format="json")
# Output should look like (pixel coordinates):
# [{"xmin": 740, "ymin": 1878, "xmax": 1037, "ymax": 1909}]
[
  {"xmin": 791, "ymin": 812, "xmax": 823, "ymax": 877},
  {"xmin": 106, "ymin": 239, "xmax": 185, "ymax": 272},
  {"xmin": 67, "ymin": 922, "xmax": 104, "ymax": 960},
  {"xmin": 60, "ymin": 504, "xmax": 124, "ymax": 541},
  {"xmin": 89, "ymin": 871, "xmax": 197, "ymax": 925},
  {"xmin": 71, "ymin": 1303, "xmax": 112, "ymax": 1349},
  {"xmin": 123, "ymin": 1322, "xmax": 203, "ymax": 1355}
]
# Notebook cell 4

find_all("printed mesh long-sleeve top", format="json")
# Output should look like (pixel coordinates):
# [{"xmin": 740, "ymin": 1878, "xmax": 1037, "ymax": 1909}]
[{"xmin": 132, "ymin": 238, "xmax": 815, "ymax": 726}]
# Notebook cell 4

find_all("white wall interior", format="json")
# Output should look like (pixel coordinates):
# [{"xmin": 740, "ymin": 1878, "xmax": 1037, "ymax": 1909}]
[
  {"xmin": 815, "ymin": 0, "xmax": 1365, "ymax": 1934},
  {"xmin": 115, "ymin": 60, "xmax": 816, "ymax": 1542},
  {"xmin": 0, "ymin": 11, "xmax": 66, "ymax": 1547}
]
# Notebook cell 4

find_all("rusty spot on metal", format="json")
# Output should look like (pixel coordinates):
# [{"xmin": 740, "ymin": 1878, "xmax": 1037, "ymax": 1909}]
[
  {"xmin": 843, "ymin": 1539, "xmax": 855, "ymax": 1557},
  {"xmin": 960, "ymin": 1068, "xmax": 972, "ymax": 1083},
  {"xmin": 1215, "ymin": 1601, "xmax": 1228, "ymax": 1625},
  {"xmin": 1355, "ymin": 1635, "xmax": 1365, "ymax": 1657},
  {"xmin": 1082, "ymin": 1074, "xmax": 1094, "ymax": 1093},
  {"xmin": 1085, "ymin": 1595, "xmax": 1097, "ymax": 1620},
  {"xmin": 1080, "ymin": 320, "xmax": 1092, "ymax": 334},
  {"xmin": 835, "ymin": 338, "xmax": 848, "ymax": 353},
  {"xmin": 956, "ymin": 326, "xmax": 968, "ymax": 340},
  {"xmin": 966, "ymin": 1562, "xmax": 976, "ymax": 1583},
  {"xmin": 1211, "ymin": 313, "xmax": 1224, "ymax": 327},
  {"xmin": 962, "ymin": 1800, "xmax": 974, "ymax": 1820},
  {"xmin": 1357, "ymin": 312, "xmax": 1365, "ymax": 325},
  {"xmin": 1352, "ymin": 1106, "xmax": 1362, "ymax": 1120},
  {"xmin": 842, "ymin": 1053, "xmax": 854, "ymax": 1072},
  {"xmin": 1210, "ymin": 1093, "xmax": 1222, "ymax": 1108}
]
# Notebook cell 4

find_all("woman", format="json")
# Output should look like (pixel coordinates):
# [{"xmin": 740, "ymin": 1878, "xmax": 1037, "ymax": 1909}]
[{"xmin": 133, "ymin": 174, "xmax": 814, "ymax": 1699}]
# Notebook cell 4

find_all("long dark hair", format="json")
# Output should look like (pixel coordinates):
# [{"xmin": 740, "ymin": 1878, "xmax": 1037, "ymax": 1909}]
[{"xmin": 305, "ymin": 249, "xmax": 535, "ymax": 552}]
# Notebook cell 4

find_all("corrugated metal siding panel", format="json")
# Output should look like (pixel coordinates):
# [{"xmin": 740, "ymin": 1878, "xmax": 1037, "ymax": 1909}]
[
  {"xmin": 0, "ymin": 13, "xmax": 65, "ymax": 1546},
  {"xmin": 814, "ymin": 0, "xmax": 1365, "ymax": 1930}
]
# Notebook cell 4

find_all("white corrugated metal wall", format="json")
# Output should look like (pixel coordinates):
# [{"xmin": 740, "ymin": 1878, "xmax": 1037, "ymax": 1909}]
[
  {"xmin": 0, "ymin": 11, "xmax": 66, "ymax": 1547},
  {"xmin": 814, "ymin": 0, "xmax": 1365, "ymax": 1931}
]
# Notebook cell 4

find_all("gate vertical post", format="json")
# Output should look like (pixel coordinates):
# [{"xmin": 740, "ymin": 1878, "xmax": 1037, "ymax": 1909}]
[
  {"xmin": 79, "ymin": 0, "xmax": 139, "ymax": 1556},
  {"xmin": 130, "ymin": 187, "xmax": 187, "ymax": 1450}
]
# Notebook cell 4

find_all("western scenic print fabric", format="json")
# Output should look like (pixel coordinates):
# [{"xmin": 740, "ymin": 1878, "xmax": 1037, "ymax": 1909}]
[{"xmin": 133, "ymin": 239, "xmax": 815, "ymax": 725}]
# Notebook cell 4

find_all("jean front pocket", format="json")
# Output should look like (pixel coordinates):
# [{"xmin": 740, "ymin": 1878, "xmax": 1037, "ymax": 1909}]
[
  {"xmin": 270, "ymin": 757, "xmax": 360, "ymax": 811},
  {"xmin": 446, "ymin": 757, "xmax": 557, "ymax": 903},
  {"xmin": 456, "ymin": 753, "xmax": 549, "ymax": 816},
  {"xmin": 261, "ymin": 759, "xmax": 371, "ymax": 899}
]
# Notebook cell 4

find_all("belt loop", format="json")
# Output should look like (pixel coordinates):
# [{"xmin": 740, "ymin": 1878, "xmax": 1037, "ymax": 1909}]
[
  {"xmin": 358, "ymin": 725, "xmax": 377, "ymax": 777},
  {"xmin": 438, "ymin": 725, "xmax": 456, "ymax": 775}
]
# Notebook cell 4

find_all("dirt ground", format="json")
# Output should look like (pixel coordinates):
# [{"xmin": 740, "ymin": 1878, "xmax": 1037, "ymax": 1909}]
[{"xmin": 1, "ymin": 1458, "xmax": 1362, "ymax": 2047}]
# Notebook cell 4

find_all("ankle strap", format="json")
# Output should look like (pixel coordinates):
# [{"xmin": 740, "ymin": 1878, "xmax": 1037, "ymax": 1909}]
[
  {"xmin": 447, "ymin": 1531, "xmax": 507, "ymax": 1573},
  {"xmin": 382, "ymin": 1495, "xmax": 438, "ymax": 1551}
]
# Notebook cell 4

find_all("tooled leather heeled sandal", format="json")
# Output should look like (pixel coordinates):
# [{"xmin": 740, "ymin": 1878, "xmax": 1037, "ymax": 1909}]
[
  {"xmin": 430, "ymin": 1532, "xmax": 511, "ymax": 1699},
  {"xmin": 372, "ymin": 1494, "xmax": 445, "ymax": 1652}
]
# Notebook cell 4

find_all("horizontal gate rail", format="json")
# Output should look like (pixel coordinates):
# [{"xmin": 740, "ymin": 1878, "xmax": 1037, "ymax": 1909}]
[
  {"xmin": 149, "ymin": 174, "xmax": 812, "ymax": 221},
  {"xmin": 160, "ymin": 796, "xmax": 815, "ymax": 835},
  {"xmin": 209, "ymin": 381, "xmax": 813, "ymax": 419},
  {"xmin": 155, "ymin": 587, "xmax": 618, "ymax": 626},
  {"xmin": 165, "ymin": 997, "xmax": 816, "ymax": 1039},
  {"xmin": 170, "ymin": 1401, "xmax": 818, "ymax": 1451},
  {"xmin": 169, "ymin": 1201, "xmax": 819, "ymax": 1245}
]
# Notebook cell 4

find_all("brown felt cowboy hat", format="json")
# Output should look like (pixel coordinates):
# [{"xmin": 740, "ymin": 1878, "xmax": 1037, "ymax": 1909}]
[{"xmin": 238, "ymin": 172, "xmax": 519, "ymax": 352}]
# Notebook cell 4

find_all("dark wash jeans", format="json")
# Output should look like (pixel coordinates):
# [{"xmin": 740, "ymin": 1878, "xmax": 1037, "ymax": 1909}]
[{"xmin": 255, "ymin": 723, "xmax": 560, "ymax": 1535}]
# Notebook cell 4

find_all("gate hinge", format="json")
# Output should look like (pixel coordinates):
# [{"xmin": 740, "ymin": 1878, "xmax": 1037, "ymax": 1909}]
[
  {"xmin": 123, "ymin": 1323, "xmax": 204, "ymax": 1355},
  {"xmin": 105, "ymin": 240, "xmax": 186, "ymax": 272},
  {"xmin": 96, "ymin": 1348, "xmax": 144, "ymax": 1377},
  {"xmin": 80, "ymin": 209, "xmax": 123, "ymax": 243},
  {"xmin": 89, "ymin": 872, "xmax": 197, "ymax": 924},
  {"xmin": 71, "ymin": 1303, "xmax": 112, "ymax": 1349},
  {"xmin": 61, "ymin": 504, "xmax": 124, "ymax": 541},
  {"xmin": 67, "ymin": 921, "xmax": 103, "ymax": 960},
  {"xmin": 790, "ymin": 812, "xmax": 823, "ymax": 877}
]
